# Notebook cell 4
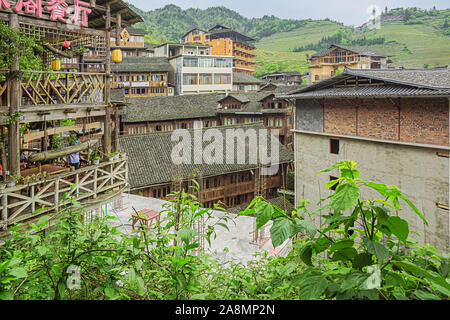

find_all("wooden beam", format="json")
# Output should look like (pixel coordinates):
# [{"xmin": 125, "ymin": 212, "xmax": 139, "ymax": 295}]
[{"xmin": 24, "ymin": 122, "xmax": 102, "ymax": 143}]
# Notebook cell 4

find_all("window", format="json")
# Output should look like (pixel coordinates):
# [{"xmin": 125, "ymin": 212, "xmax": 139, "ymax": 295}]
[
  {"xmin": 214, "ymin": 58, "xmax": 232, "ymax": 68},
  {"xmin": 329, "ymin": 176, "xmax": 339, "ymax": 191},
  {"xmin": 214, "ymin": 74, "xmax": 231, "ymax": 84},
  {"xmin": 199, "ymin": 58, "xmax": 213, "ymax": 68},
  {"xmin": 183, "ymin": 57, "xmax": 198, "ymax": 67},
  {"xmin": 199, "ymin": 74, "xmax": 212, "ymax": 85},
  {"xmin": 330, "ymin": 139, "xmax": 340, "ymax": 155},
  {"xmin": 183, "ymin": 74, "xmax": 198, "ymax": 85}
]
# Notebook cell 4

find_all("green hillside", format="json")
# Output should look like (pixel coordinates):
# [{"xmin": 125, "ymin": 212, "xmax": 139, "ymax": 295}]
[
  {"xmin": 127, "ymin": 4, "xmax": 450, "ymax": 76},
  {"xmin": 256, "ymin": 8, "xmax": 450, "ymax": 74}
]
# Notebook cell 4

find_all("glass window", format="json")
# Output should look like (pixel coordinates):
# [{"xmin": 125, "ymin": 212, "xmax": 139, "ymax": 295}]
[
  {"xmin": 183, "ymin": 74, "xmax": 198, "ymax": 85},
  {"xmin": 214, "ymin": 58, "xmax": 232, "ymax": 68},
  {"xmin": 183, "ymin": 57, "xmax": 198, "ymax": 67},
  {"xmin": 214, "ymin": 74, "xmax": 231, "ymax": 84},
  {"xmin": 199, "ymin": 74, "xmax": 212, "ymax": 85},
  {"xmin": 199, "ymin": 58, "xmax": 213, "ymax": 68}
]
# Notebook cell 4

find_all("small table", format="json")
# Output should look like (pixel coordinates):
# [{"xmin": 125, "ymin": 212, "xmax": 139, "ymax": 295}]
[{"xmin": 131, "ymin": 209, "xmax": 160, "ymax": 230}]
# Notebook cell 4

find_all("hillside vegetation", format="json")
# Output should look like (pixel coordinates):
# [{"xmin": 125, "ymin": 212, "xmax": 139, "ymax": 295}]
[{"xmin": 128, "ymin": 4, "xmax": 450, "ymax": 75}]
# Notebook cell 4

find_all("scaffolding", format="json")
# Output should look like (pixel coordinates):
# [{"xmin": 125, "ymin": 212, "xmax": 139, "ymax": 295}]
[{"xmin": 250, "ymin": 165, "xmax": 267, "ymax": 245}]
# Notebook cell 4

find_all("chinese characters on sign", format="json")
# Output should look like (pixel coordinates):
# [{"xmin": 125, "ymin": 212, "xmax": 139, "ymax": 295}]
[{"xmin": 2, "ymin": 0, "xmax": 92, "ymax": 27}]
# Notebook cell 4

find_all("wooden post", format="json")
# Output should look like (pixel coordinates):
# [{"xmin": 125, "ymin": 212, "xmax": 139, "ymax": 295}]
[
  {"xmin": 116, "ymin": 13, "xmax": 121, "ymax": 47},
  {"xmin": 113, "ymin": 107, "xmax": 119, "ymax": 152},
  {"xmin": 103, "ymin": 5, "xmax": 112, "ymax": 157},
  {"xmin": 8, "ymin": 13, "xmax": 21, "ymax": 177},
  {"xmin": 1, "ymin": 193, "xmax": 7, "ymax": 231},
  {"xmin": 1, "ymin": 127, "xmax": 7, "ymax": 180}
]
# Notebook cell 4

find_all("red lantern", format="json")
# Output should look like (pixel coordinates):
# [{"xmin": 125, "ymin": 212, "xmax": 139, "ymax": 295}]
[{"xmin": 63, "ymin": 41, "xmax": 71, "ymax": 49}]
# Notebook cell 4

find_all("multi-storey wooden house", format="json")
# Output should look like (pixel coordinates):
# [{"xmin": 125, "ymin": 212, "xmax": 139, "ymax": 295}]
[
  {"xmin": 308, "ymin": 44, "xmax": 389, "ymax": 84},
  {"xmin": 111, "ymin": 27, "xmax": 152, "ymax": 58},
  {"xmin": 279, "ymin": 67, "xmax": 450, "ymax": 252},
  {"xmin": 111, "ymin": 57, "xmax": 173, "ymax": 97},
  {"xmin": 0, "ymin": 0, "xmax": 142, "ymax": 233},
  {"xmin": 181, "ymin": 25, "xmax": 256, "ymax": 74}
]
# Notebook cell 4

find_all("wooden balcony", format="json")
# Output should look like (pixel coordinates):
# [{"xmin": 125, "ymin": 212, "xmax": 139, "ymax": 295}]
[
  {"xmin": 0, "ymin": 70, "xmax": 107, "ymax": 123},
  {"xmin": 0, "ymin": 158, "xmax": 128, "ymax": 231}
]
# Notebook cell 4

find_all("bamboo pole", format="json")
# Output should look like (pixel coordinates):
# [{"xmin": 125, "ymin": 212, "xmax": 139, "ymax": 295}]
[{"xmin": 28, "ymin": 138, "xmax": 100, "ymax": 163}]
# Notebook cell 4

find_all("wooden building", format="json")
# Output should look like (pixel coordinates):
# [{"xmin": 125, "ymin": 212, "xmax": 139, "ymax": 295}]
[
  {"xmin": 111, "ymin": 57, "xmax": 173, "ymax": 98},
  {"xmin": 279, "ymin": 67, "xmax": 450, "ymax": 252},
  {"xmin": 181, "ymin": 25, "xmax": 256, "ymax": 74},
  {"xmin": 261, "ymin": 72, "xmax": 303, "ymax": 85},
  {"xmin": 232, "ymin": 72, "xmax": 262, "ymax": 93},
  {"xmin": 0, "ymin": 0, "xmax": 142, "ymax": 232},
  {"xmin": 218, "ymin": 92, "xmax": 296, "ymax": 150},
  {"xmin": 119, "ymin": 122, "xmax": 293, "ymax": 209},
  {"xmin": 308, "ymin": 44, "xmax": 389, "ymax": 84},
  {"xmin": 111, "ymin": 27, "xmax": 152, "ymax": 58},
  {"xmin": 120, "ymin": 93, "xmax": 220, "ymax": 135}
]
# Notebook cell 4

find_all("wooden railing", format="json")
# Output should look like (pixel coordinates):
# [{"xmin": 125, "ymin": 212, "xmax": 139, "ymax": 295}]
[
  {"xmin": 0, "ymin": 70, "xmax": 107, "ymax": 107},
  {"xmin": 0, "ymin": 158, "xmax": 128, "ymax": 229}
]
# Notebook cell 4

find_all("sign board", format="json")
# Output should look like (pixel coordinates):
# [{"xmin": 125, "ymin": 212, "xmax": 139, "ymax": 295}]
[{"xmin": 0, "ymin": 0, "xmax": 92, "ymax": 27}]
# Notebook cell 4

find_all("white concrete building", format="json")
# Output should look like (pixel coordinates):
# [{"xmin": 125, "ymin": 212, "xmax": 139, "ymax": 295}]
[{"xmin": 155, "ymin": 43, "xmax": 233, "ymax": 95}]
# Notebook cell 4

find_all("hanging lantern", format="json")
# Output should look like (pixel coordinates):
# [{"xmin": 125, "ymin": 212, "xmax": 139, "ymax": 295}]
[
  {"xmin": 63, "ymin": 40, "xmax": 71, "ymax": 49},
  {"xmin": 51, "ymin": 59, "xmax": 62, "ymax": 71},
  {"xmin": 112, "ymin": 49, "xmax": 123, "ymax": 64}
]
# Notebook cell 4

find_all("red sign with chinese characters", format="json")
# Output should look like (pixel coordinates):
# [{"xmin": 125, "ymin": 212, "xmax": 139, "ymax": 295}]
[{"xmin": 2, "ymin": 0, "xmax": 92, "ymax": 27}]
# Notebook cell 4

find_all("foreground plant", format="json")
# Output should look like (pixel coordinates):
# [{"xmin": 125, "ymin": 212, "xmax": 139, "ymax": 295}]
[{"xmin": 242, "ymin": 160, "xmax": 449, "ymax": 300}]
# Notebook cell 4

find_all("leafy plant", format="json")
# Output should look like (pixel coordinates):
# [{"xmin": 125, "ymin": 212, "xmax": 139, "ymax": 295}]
[{"xmin": 244, "ymin": 160, "xmax": 449, "ymax": 300}]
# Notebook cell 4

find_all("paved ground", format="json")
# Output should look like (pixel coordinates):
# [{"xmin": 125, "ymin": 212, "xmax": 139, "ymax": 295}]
[{"xmin": 102, "ymin": 193, "xmax": 291, "ymax": 264}]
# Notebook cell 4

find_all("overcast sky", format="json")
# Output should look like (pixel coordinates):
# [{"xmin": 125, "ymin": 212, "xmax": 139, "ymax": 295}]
[{"xmin": 128, "ymin": 0, "xmax": 448, "ymax": 26}]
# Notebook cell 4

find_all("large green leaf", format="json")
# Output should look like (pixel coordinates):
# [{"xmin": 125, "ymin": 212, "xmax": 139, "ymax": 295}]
[
  {"xmin": 331, "ymin": 183, "xmax": 360, "ymax": 213},
  {"xmin": 385, "ymin": 216, "xmax": 409, "ymax": 242},
  {"xmin": 299, "ymin": 276, "xmax": 328, "ymax": 300},
  {"xmin": 361, "ymin": 265, "xmax": 381, "ymax": 290},
  {"xmin": 363, "ymin": 238, "xmax": 389, "ymax": 264},
  {"xmin": 330, "ymin": 239, "xmax": 354, "ymax": 253},
  {"xmin": 270, "ymin": 218, "xmax": 294, "ymax": 248},
  {"xmin": 300, "ymin": 243, "xmax": 313, "ymax": 266},
  {"xmin": 8, "ymin": 267, "xmax": 27, "ymax": 279},
  {"xmin": 341, "ymin": 272, "xmax": 368, "ymax": 291},
  {"xmin": 414, "ymin": 290, "xmax": 441, "ymax": 300},
  {"xmin": 353, "ymin": 253, "xmax": 373, "ymax": 270},
  {"xmin": 293, "ymin": 219, "xmax": 317, "ymax": 238},
  {"xmin": 255, "ymin": 202, "xmax": 273, "ymax": 229}
]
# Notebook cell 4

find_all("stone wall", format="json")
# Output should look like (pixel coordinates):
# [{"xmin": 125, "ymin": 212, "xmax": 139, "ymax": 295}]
[{"xmin": 294, "ymin": 131, "xmax": 449, "ymax": 253}]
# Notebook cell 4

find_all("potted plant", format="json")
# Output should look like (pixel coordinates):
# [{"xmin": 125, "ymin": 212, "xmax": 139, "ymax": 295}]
[
  {"xmin": 93, "ymin": 156, "xmax": 100, "ymax": 165},
  {"xmin": 113, "ymin": 152, "xmax": 120, "ymax": 160},
  {"xmin": 120, "ymin": 152, "xmax": 127, "ymax": 158},
  {"xmin": 107, "ymin": 154, "xmax": 115, "ymax": 162}
]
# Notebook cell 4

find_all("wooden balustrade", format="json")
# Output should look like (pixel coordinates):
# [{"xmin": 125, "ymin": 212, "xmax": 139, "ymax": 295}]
[
  {"xmin": 0, "ymin": 70, "xmax": 107, "ymax": 107},
  {"xmin": 0, "ymin": 158, "xmax": 128, "ymax": 229}
]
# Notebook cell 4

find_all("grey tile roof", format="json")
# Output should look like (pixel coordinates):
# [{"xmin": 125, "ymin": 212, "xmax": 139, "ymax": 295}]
[
  {"xmin": 218, "ymin": 92, "xmax": 275, "ymax": 114},
  {"xmin": 311, "ymin": 44, "xmax": 388, "ymax": 58},
  {"xmin": 233, "ymin": 72, "xmax": 262, "ymax": 84},
  {"xmin": 121, "ymin": 93, "xmax": 221, "ymax": 123},
  {"xmin": 277, "ymin": 68, "xmax": 450, "ymax": 99},
  {"xmin": 119, "ymin": 122, "xmax": 294, "ymax": 189},
  {"xmin": 113, "ymin": 57, "xmax": 172, "ymax": 73}
]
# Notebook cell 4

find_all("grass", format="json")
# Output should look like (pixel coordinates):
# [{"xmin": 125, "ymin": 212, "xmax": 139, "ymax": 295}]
[
  {"xmin": 254, "ymin": 11, "xmax": 450, "ymax": 74},
  {"xmin": 256, "ymin": 20, "xmax": 347, "ymax": 52}
]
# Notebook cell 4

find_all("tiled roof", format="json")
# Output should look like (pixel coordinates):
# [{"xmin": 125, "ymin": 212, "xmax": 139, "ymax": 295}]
[
  {"xmin": 121, "ymin": 93, "xmax": 221, "ymax": 123},
  {"xmin": 119, "ymin": 122, "xmax": 294, "ymax": 189},
  {"xmin": 233, "ymin": 72, "xmax": 262, "ymax": 84},
  {"xmin": 311, "ymin": 44, "xmax": 388, "ymax": 58},
  {"xmin": 113, "ymin": 57, "xmax": 172, "ymax": 73},
  {"xmin": 277, "ymin": 68, "xmax": 450, "ymax": 99}
]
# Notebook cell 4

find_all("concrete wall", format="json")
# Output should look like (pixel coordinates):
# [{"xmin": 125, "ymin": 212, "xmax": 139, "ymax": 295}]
[
  {"xmin": 296, "ymin": 99, "xmax": 323, "ymax": 132},
  {"xmin": 294, "ymin": 131, "xmax": 449, "ymax": 253}
]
